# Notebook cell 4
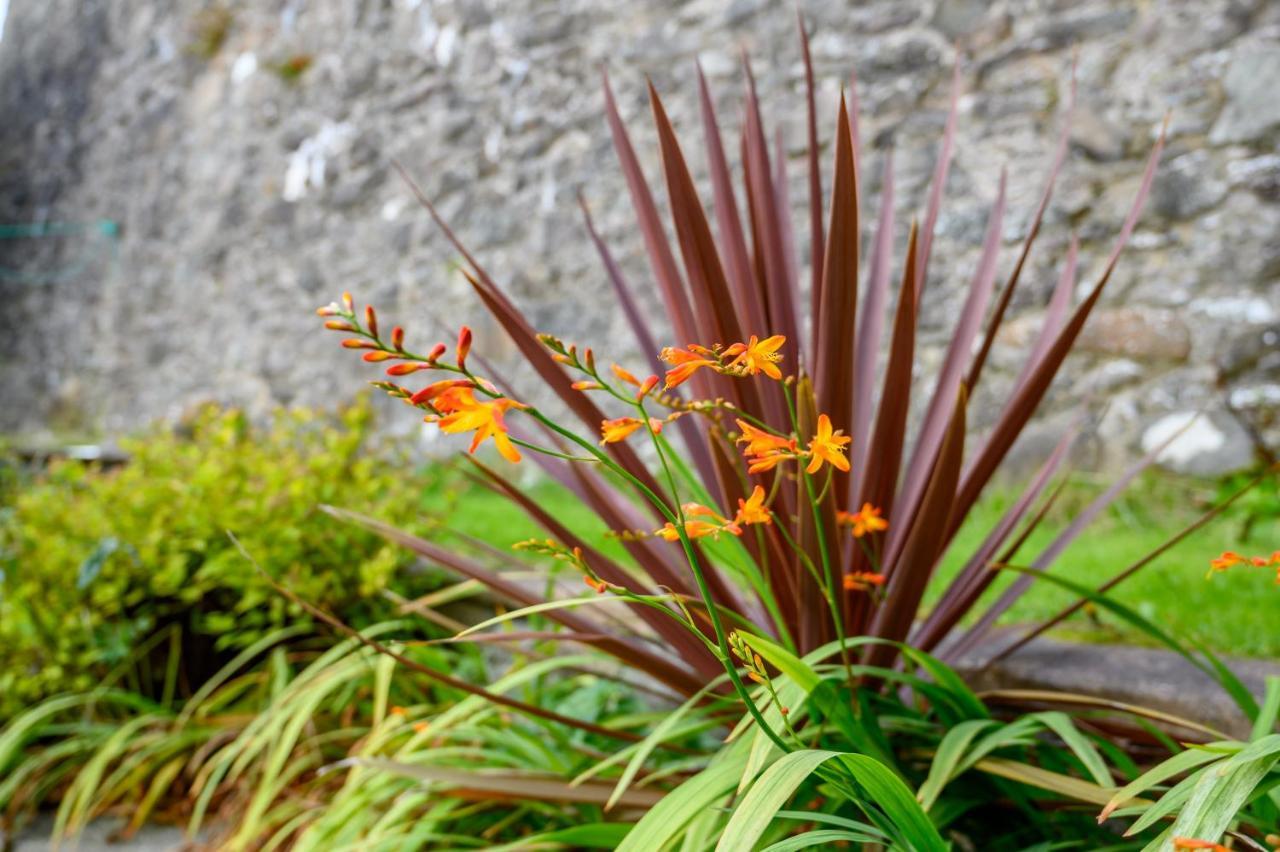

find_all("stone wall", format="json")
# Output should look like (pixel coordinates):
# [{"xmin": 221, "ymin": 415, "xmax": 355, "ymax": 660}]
[{"xmin": 1, "ymin": 0, "xmax": 1277, "ymax": 475}]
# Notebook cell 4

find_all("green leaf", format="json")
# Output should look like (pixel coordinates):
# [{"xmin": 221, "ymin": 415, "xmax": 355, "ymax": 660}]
[
  {"xmin": 740, "ymin": 630, "xmax": 819, "ymax": 693},
  {"xmin": 603, "ymin": 677, "xmax": 726, "ymax": 811},
  {"xmin": 486, "ymin": 823, "xmax": 634, "ymax": 850},
  {"xmin": 716, "ymin": 749, "xmax": 946, "ymax": 852},
  {"xmin": 761, "ymin": 829, "xmax": 884, "ymax": 851},
  {"xmin": 1251, "ymin": 676, "xmax": 1280, "ymax": 742},
  {"xmin": 1167, "ymin": 734, "xmax": 1280, "ymax": 842},
  {"xmin": 616, "ymin": 739, "xmax": 750, "ymax": 852},
  {"xmin": 1031, "ymin": 712, "xmax": 1113, "ymax": 788},
  {"xmin": 1100, "ymin": 742, "xmax": 1238, "ymax": 822},
  {"xmin": 918, "ymin": 719, "xmax": 998, "ymax": 810}
]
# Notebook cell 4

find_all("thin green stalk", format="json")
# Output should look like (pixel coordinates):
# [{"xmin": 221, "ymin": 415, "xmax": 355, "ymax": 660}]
[{"xmin": 782, "ymin": 380, "xmax": 855, "ymax": 690}]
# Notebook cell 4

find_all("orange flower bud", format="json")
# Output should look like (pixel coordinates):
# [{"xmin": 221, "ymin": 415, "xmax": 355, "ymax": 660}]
[
  {"xmin": 584, "ymin": 348, "xmax": 596, "ymax": 372},
  {"xmin": 342, "ymin": 291, "xmax": 354, "ymax": 312},
  {"xmin": 386, "ymin": 363, "xmax": 432, "ymax": 376},
  {"xmin": 409, "ymin": 379, "xmax": 472, "ymax": 405},
  {"xmin": 637, "ymin": 374, "xmax": 659, "ymax": 400},
  {"xmin": 572, "ymin": 380, "xmax": 601, "ymax": 391},
  {"xmin": 342, "ymin": 339, "xmax": 379, "ymax": 349},
  {"xmin": 612, "ymin": 364, "xmax": 640, "ymax": 386},
  {"xmin": 365, "ymin": 305, "xmax": 378, "ymax": 339},
  {"xmin": 316, "ymin": 304, "xmax": 341, "ymax": 317},
  {"xmin": 325, "ymin": 320, "xmax": 357, "ymax": 332},
  {"xmin": 456, "ymin": 326, "xmax": 472, "ymax": 370},
  {"xmin": 427, "ymin": 343, "xmax": 447, "ymax": 363},
  {"xmin": 391, "ymin": 326, "xmax": 405, "ymax": 350},
  {"xmin": 363, "ymin": 351, "xmax": 396, "ymax": 362}
]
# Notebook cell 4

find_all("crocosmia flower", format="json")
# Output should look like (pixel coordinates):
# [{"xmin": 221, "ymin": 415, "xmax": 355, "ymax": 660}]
[{"xmin": 805, "ymin": 414, "xmax": 851, "ymax": 474}]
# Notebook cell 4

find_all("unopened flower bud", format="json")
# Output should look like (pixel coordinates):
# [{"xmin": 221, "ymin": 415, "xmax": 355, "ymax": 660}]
[
  {"xmin": 325, "ymin": 320, "xmax": 357, "ymax": 332},
  {"xmin": 572, "ymin": 380, "xmax": 601, "ymax": 391},
  {"xmin": 386, "ymin": 363, "xmax": 432, "ymax": 376},
  {"xmin": 636, "ymin": 374, "xmax": 659, "ymax": 400},
  {"xmin": 363, "ymin": 351, "xmax": 396, "ymax": 362},
  {"xmin": 365, "ymin": 305, "xmax": 378, "ymax": 339},
  {"xmin": 342, "ymin": 339, "xmax": 379, "ymax": 349},
  {"xmin": 427, "ymin": 343, "xmax": 447, "ymax": 363},
  {"xmin": 316, "ymin": 303, "xmax": 341, "ymax": 317},
  {"xmin": 391, "ymin": 326, "xmax": 405, "ymax": 350},
  {"xmin": 612, "ymin": 364, "xmax": 640, "ymax": 386},
  {"xmin": 456, "ymin": 326, "xmax": 472, "ymax": 370},
  {"xmin": 342, "ymin": 292, "xmax": 354, "ymax": 312},
  {"xmin": 584, "ymin": 348, "xmax": 596, "ymax": 372}
]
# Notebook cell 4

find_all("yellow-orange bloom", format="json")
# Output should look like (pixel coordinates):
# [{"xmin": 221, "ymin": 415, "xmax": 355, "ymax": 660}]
[
  {"xmin": 433, "ymin": 387, "xmax": 523, "ymax": 463},
  {"xmin": 735, "ymin": 485, "xmax": 772, "ymax": 526},
  {"xmin": 661, "ymin": 347, "xmax": 716, "ymax": 389},
  {"xmin": 726, "ymin": 334, "xmax": 785, "ymax": 380},
  {"xmin": 847, "ymin": 503, "xmax": 887, "ymax": 538},
  {"xmin": 844, "ymin": 571, "xmax": 887, "ymax": 592},
  {"xmin": 805, "ymin": 414, "xmax": 851, "ymax": 474},
  {"xmin": 600, "ymin": 416, "xmax": 663, "ymax": 444}
]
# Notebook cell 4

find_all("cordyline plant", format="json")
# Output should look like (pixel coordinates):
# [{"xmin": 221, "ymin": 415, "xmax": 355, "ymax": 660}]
[{"xmin": 307, "ymin": 27, "xmax": 1280, "ymax": 851}]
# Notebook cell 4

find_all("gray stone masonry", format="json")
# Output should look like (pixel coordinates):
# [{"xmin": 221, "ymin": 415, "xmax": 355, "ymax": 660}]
[{"xmin": 2, "ymin": 0, "xmax": 1278, "ymax": 474}]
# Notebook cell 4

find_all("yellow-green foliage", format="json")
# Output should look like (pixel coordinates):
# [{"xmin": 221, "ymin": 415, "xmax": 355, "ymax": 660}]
[{"xmin": 0, "ymin": 400, "xmax": 436, "ymax": 718}]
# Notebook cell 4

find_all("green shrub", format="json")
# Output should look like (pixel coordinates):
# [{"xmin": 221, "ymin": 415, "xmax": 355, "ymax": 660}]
[{"xmin": 0, "ymin": 399, "xmax": 439, "ymax": 719}]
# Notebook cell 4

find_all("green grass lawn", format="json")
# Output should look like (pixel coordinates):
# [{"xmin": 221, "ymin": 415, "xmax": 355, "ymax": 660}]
[{"xmin": 416, "ymin": 465, "xmax": 1280, "ymax": 658}]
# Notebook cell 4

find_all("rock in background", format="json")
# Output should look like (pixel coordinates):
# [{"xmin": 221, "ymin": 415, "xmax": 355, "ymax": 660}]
[{"xmin": 1, "ymin": 0, "xmax": 1277, "ymax": 476}]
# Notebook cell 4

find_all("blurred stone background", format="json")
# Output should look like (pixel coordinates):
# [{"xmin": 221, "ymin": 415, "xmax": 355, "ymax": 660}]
[{"xmin": 0, "ymin": 0, "xmax": 1277, "ymax": 476}]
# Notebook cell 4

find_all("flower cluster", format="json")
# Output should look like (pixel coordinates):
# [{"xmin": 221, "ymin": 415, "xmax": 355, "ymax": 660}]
[
  {"xmin": 728, "ymin": 631, "xmax": 770, "ymax": 685},
  {"xmin": 661, "ymin": 334, "xmax": 785, "ymax": 388},
  {"xmin": 733, "ymin": 413, "xmax": 851, "ymax": 476},
  {"xmin": 513, "ymin": 538, "xmax": 624, "ymax": 595},
  {"xmin": 323, "ymin": 304, "xmax": 891, "ymax": 609},
  {"xmin": 318, "ymin": 294, "xmax": 526, "ymax": 462},
  {"xmin": 1208, "ymin": 549, "xmax": 1280, "ymax": 583},
  {"xmin": 656, "ymin": 486, "xmax": 772, "ymax": 542}
]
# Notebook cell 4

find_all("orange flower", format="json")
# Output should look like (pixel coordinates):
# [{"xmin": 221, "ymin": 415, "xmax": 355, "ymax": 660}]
[
  {"xmin": 1209, "ymin": 551, "xmax": 1246, "ymax": 572},
  {"xmin": 725, "ymin": 334, "xmax": 785, "ymax": 380},
  {"xmin": 735, "ymin": 485, "xmax": 772, "ymax": 526},
  {"xmin": 432, "ymin": 387, "xmax": 524, "ymax": 463},
  {"xmin": 735, "ymin": 419, "xmax": 793, "ymax": 456},
  {"xmin": 655, "ymin": 502, "xmax": 743, "ymax": 541},
  {"xmin": 661, "ymin": 347, "xmax": 716, "ymax": 389},
  {"xmin": 656, "ymin": 519, "xmax": 740, "ymax": 541},
  {"xmin": 600, "ymin": 416, "xmax": 663, "ymax": 444},
  {"xmin": 847, "ymin": 503, "xmax": 887, "ymax": 538},
  {"xmin": 844, "ymin": 572, "xmax": 887, "ymax": 592},
  {"xmin": 735, "ymin": 419, "xmax": 797, "ymax": 474},
  {"xmin": 805, "ymin": 414, "xmax": 851, "ymax": 474},
  {"xmin": 409, "ymin": 379, "xmax": 474, "ymax": 406}
]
